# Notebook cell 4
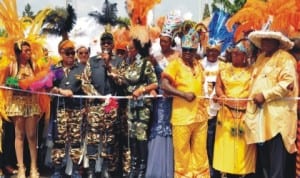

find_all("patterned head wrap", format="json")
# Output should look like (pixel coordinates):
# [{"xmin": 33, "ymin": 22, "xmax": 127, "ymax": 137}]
[{"xmin": 161, "ymin": 11, "xmax": 182, "ymax": 40}]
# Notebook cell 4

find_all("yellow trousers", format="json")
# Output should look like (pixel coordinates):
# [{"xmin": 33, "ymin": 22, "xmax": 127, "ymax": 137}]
[{"xmin": 173, "ymin": 122, "xmax": 210, "ymax": 178}]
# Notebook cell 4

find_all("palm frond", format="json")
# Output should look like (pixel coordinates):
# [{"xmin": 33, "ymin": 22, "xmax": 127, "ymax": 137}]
[
  {"xmin": 41, "ymin": 4, "xmax": 77, "ymax": 39},
  {"xmin": 88, "ymin": 0, "xmax": 118, "ymax": 26}
]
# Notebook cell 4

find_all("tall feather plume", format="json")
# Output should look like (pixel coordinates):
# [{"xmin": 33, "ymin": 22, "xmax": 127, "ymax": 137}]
[
  {"xmin": 226, "ymin": 0, "xmax": 300, "ymax": 41},
  {"xmin": 41, "ymin": 4, "xmax": 77, "ymax": 40},
  {"xmin": 126, "ymin": 0, "xmax": 161, "ymax": 26},
  {"xmin": 112, "ymin": 27, "xmax": 131, "ymax": 50},
  {"xmin": 0, "ymin": 0, "xmax": 51, "ymax": 62},
  {"xmin": 0, "ymin": 0, "xmax": 52, "ymax": 150},
  {"xmin": 126, "ymin": 0, "xmax": 161, "ymax": 47},
  {"xmin": 208, "ymin": 10, "xmax": 235, "ymax": 53}
]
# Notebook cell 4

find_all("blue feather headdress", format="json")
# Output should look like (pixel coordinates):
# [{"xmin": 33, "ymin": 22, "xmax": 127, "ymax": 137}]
[{"xmin": 208, "ymin": 10, "xmax": 236, "ymax": 53}]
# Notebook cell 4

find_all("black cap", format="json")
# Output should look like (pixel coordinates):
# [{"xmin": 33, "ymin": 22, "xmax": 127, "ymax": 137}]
[{"xmin": 100, "ymin": 32, "xmax": 114, "ymax": 42}]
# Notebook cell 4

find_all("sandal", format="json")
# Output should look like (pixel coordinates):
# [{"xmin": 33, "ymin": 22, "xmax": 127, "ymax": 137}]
[
  {"xmin": 30, "ymin": 168, "xmax": 40, "ymax": 178},
  {"xmin": 17, "ymin": 165, "xmax": 26, "ymax": 178}
]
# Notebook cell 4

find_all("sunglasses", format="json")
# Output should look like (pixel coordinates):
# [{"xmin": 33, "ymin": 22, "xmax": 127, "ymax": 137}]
[
  {"xmin": 64, "ymin": 51, "xmax": 75, "ymax": 56},
  {"xmin": 182, "ymin": 48, "xmax": 196, "ymax": 53},
  {"xmin": 78, "ymin": 51, "xmax": 89, "ymax": 55},
  {"xmin": 101, "ymin": 41, "xmax": 112, "ymax": 45}
]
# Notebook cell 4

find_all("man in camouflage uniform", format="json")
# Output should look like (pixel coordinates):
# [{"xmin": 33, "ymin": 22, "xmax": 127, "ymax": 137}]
[{"xmin": 81, "ymin": 32, "xmax": 123, "ymax": 178}]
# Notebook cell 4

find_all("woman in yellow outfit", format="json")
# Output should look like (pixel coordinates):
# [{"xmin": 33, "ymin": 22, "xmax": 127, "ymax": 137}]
[
  {"xmin": 213, "ymin": 39, "xmax": 257, "ymax": 177},
  {"xmin": 162, "ymin": 20, "xmax": 210, "ymax": 178}
]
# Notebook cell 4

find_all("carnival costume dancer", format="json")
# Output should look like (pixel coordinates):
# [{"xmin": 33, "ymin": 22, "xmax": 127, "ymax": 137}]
[
  {"xmin": 145, "ymin": 11, "xmax": 182, "ymax": 178},
  {"xmin": 213, "ymin": 39, "xmax": 256, "ymax": 177},
  {"xmin": 245, "ymin": 30, "xmax": 297, "ymax": 178},
  {"xmin": 161, "ymin": 20, "xmax": 210, "ymax": 178},
  {"xmin": 5, "ymin": 41, "xmax": 42, "ymax": 178},
  {"xmin": 80, "ymin": 32, "xmax": 123, "ymax": 178},
  {"xmin": 49, "ymin": 40, "xmax": 86, "ymax": 178},
  {"xmin": 0, "ymin": 1, "xmax": 53, "ymax": 177}
]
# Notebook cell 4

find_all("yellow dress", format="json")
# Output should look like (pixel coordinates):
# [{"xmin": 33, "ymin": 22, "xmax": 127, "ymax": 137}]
[{"xmin": 213, "ymin": 66, "xmax": 256, "ymax": 175}]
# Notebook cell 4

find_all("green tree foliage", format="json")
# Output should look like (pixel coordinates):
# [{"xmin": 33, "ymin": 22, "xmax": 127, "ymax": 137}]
[
  {"xmin": 212, "ymin": 0, "xmax": 246, "ymax": 15},
  {"xmin": 202, "ymin": 3, "xmax": 211, "ymax": 20},
  {"xmin": 22, "ymin": 3, "xmax": 34, "ymax": 18}
]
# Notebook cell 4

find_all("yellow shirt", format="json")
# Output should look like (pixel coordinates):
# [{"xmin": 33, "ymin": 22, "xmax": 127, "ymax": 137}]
[
  {"xmin": 162, "ymin": 57, "xmax": 207, "ymax": 125},
  {"xmin": 245, "ymin": 49, "xmax": 298, "ymax": 153}
]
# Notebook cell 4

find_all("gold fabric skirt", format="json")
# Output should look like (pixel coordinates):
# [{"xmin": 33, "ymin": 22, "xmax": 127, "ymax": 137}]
[{"xmin": 6, "ymin": 91, "xmax": 41, "ymax": 118}]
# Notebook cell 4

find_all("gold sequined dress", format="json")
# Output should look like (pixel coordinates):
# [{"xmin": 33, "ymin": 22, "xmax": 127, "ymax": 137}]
[{"xmin": 6, "ymin": 63, "xmax": 41, "ymax": 118}]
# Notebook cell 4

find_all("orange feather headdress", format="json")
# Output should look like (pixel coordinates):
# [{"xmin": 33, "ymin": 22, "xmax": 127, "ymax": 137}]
[
  {"xmin": 112, "ymin": 27, "xmax": 131, "ymax": 51},
  {"xmin": 226, "ymin": 0, "xmax": 300, "ymax": 42},
  {"xmin": 126, "ymin": 0, "xmax": 162, "ymax": 46},
  {"xmin": 0, "ymin": 0, "xmax": 52, "ymax": 152}
]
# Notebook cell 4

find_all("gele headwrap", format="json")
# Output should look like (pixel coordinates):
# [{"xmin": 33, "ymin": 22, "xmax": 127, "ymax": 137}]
[{"xmin": 161, "ymin": 11, "xmax": 182, "ymax": 40}]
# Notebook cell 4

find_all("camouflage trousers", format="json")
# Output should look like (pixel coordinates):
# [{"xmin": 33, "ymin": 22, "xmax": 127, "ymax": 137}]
[
  {"xmin": 86, "ymin": 103, "xmax": 120, "ymax": 172},
  {"xmin": 127, "ymin": 99, "xmax": 151, "ymax": 141},
  {"xmin": 51, "ymin": 108, "xmax": 85, "ymax": 166},
  {"xmin": 118, "ymin": 102, "xmax": 131, "ymax": 175}
]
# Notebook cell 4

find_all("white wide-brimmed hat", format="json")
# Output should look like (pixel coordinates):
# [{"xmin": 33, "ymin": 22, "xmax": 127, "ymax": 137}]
[{"xmin": 248, "ymin": 30, "xmax": 294, "ymax": 50}]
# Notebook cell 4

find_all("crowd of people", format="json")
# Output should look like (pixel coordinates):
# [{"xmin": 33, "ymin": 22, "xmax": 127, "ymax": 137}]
[{"xmin": 0, "ymin": 5, "xmax": 300, "ymax": 178}]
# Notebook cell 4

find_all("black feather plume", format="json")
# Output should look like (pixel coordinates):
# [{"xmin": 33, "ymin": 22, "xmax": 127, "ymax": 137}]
[{"xmin": 42, "ymin": 4, "xmax": 77, "ymax": 39}]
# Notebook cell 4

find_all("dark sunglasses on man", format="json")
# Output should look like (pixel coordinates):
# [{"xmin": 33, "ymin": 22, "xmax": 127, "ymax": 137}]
[
  {"xmin": 64, "ymin": 50, "xmax": 76, "ymax": 56},
  {"xmin": 182, "ymin": 47, "xmax": 197, "ymax": 53}
]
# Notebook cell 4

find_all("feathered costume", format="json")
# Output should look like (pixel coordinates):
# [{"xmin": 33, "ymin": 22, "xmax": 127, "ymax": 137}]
[
  {"xmin": 208, "ymin": 9, "xmax": 236, "ymax": 54},
  {"xmin": 0, "ymin": 0, "xmax": 52, "ymax": 152},
  {"xmin": 126, "ymin": 0, "xmax": 161, "ymax": 46},
  {"xmin": 226, "ymin": 0, "xmax": 300, "ymax": 42}
]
